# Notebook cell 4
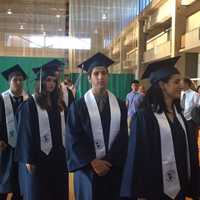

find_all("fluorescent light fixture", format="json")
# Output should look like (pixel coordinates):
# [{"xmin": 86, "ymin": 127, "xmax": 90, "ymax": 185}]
[
  {"xmin": 40, "ymin": 24, "xmax": 44, "ymax": 31},
  {"xmin": 102, "ymin": 13, "xmax": 107, "ymax": 20},
  {"xmin": 7, "ymin": 9, "xmax": 13, "ymax": 15},
  {"xmin": 181, "ymin": 0, "xmax": 196, "ymax": 6},
  {"xmin": 20, "ymin": 25, "xmax": 24, "ymax": 30},
  {"xmin": 6, "ymin": 34, "xmax": 91, "ymax": 50}
]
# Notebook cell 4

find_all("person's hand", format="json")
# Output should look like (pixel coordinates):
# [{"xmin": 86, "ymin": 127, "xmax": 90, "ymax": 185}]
[
  {"xmin": 26, "ymin": 164, "xmax": 36, "ymax": 173},
  {"xmin": 0, "ymin": 140, "xmax": 7, "ymax": 151},
  {"xmin": 91, "ymin": 159, "xmax": 112, "ymax": 176}
]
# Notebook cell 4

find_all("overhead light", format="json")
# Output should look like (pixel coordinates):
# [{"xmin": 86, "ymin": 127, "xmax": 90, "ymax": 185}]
[
  {"xmin": 40, "ymin": 24, "xmax": 44, "ymax": 31},
  {"xmin": 19, "ymin": 25, "xmax": 24, "ymax": 30},
  {"xmin": 181, "ymin": 0, "xmax": 196, "ymax": 6},
  {"xmin": 102, "ymin": 13, "xmax": 107, "ymax": 20},
  {"xmin": 56, "ymin": 14, "xmax": 61, "ymax": 18},
  {"xmin": 94, "ymin": 29, "xmax": 98, "ymax": 34},
  {"xmin": 7, "ymin": 9, "xmax": 13, "ymax": 15},
  {"xmin": 58, "ymin": 28, "xmax": 63, "ymax": 32}
]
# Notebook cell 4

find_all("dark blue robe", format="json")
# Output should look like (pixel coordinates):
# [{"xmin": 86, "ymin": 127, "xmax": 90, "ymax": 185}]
[
  {"xmin": 120, "ymin": 108, "xmax": 200, "ymax": 200},
  {"xmin": 66, "ymin": 95, "xmax": 128, "ymax": 200},
  {"xmin": 15, "ymin": 97, "xmax": 68, "ymax": 200},
  {"xmin": 0, "ymin": 93, "xmax": 24, "ymax": 197}
]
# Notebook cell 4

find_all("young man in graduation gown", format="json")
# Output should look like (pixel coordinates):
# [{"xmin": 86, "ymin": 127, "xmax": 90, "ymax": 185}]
[
  {"xmin": 15, "ymin": 66, "xmax": 69, "ymax": 200},
  {"xmin": 0, "ymin": 65, "xmax": 29, "ymax": 200},
  {"xmin": 120, "ymin": 57, "xmax": 200, "ymax": 200},
  {"xmin": 66, "ymin": 52, "xmax": 129, "ymax": 200}
]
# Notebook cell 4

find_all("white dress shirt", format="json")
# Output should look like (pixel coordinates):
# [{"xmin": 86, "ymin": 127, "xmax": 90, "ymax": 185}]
[{"xmin": 181, "ymin": 89, "xmax": 200, "ymax": 120}]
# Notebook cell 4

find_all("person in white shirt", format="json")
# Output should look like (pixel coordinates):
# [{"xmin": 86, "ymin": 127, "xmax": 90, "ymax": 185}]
[{"xmin": 181, "ymin": 78, "xmax": 200, "ymax": 121}]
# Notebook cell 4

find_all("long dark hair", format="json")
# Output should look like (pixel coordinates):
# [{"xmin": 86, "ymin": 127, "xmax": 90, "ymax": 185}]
[
  {"xmin": 34, "ymin": 78, "xmax": 66, "ymax": 111},
  {"xmin": 141, "ymin": 76, "xmax": 182, "ymax": 114}
]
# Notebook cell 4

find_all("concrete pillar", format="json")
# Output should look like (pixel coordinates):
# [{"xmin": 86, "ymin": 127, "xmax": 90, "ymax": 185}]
[{"xmin": 137, "ymin": 19, "xmax": 146, "ymax": 79}]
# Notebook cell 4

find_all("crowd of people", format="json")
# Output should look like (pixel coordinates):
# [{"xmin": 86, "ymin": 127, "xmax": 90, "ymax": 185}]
[{"xmin": 0, "ymin": 53, "xmax": 199, "ymax": 200}]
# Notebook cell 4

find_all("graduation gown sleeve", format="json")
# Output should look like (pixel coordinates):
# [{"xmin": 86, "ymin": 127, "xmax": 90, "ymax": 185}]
[
  {"xmin": 120, "ymin": 109, "xmax": 200, "ymax": 199},
  {"xmin": 65, "ymin": 100, "xmax": 96, "ymax": 172},
  {"xmin": 67, "ymin": 88, "xmax": 74, "ymax": 106},
  {"xmin": 15, "ymin": 97, "xmax": 40, "ymax": 164},
  {"xmin": 0, "ymin": 95, "xmax": 7, "ymax": 142},
  {"xmin": 120, "ymin": 109, "xmax": 164, "ymax": 199}
]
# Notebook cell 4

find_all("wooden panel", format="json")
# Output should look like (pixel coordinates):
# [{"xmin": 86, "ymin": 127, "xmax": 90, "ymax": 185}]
[
  {"xmin": 186, "ymin": 10, "xmax": 200, "ymax": 32},
  {"xmin": 185, "ymin": 27, "xmax": 200, "ymax": 50},
  {"xmin": 143, "ymin": 41, "xmax": 171, "ymax": 63}
]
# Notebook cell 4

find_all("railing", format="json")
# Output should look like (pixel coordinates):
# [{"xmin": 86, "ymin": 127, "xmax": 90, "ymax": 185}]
[
  {"xmin": 143, "ymin": 40, "xmax": 171, "ymax": 63},
  {"xmin": 184, "ymin": 27, "xmax": 200, "ymax": 50},
  {"xmin": 123, "ymin": 48, "xmax": 138, "ymax": 68}
]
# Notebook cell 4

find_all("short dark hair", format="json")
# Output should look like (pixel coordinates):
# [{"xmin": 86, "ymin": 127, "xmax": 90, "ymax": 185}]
[
  {"xmin": 131, "ymin": 80, "xmax": 139, "ymax": 84},
  {"xmin": 88, "ymin": 67, "xmax": 108, "ymax": 77},
  {"xmin": 8, "ymin": 72, "xmax": 24, "ymax": 81}
]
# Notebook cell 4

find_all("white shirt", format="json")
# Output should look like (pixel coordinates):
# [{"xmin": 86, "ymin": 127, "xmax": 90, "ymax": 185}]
[{"xmin": 181, "ymin": 89, "xmax": 200, "ymax": 120}]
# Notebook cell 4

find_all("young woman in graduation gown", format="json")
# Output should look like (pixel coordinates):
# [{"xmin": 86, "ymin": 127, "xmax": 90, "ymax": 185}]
[
  {"xmin": 120, "ymin": 57, "xmax": 199, "ymax": 200},
  {"xmin": 15, "ymin": 70, "xmax": 68, "ymax": 200}
]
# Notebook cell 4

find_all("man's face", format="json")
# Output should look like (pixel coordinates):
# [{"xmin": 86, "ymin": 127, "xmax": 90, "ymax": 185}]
[
  {"xmin": 131, "ymin": 83, "xmax": 139, "ymax": 92},
  {"xmin": 89, "ymin": 66, "xmax": 108, "ymax": 92},
  {"xmin": 9, "ymin": 75, "xmax": 24, "ymax": 93}
]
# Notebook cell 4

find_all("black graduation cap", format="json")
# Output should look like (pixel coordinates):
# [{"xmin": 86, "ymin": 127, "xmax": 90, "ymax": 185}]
[
  {"xmin": 33, "ymin": 59, "xmax": 64, "ymax": 74},
  {"xmin": 1, "ymin": 64, "xmax": 27, "ymax": 81},
  {"xmin": 32, "ymin": 59, "xmax": 65, "ymax": 80},
  {"xmin": 142, "ymin": 56, "xmax": 180, "ymax": 83},
  {"xmin": 77, "ymin": 52, "xmax": 114, "ymax": 73},
  {"xmin": 32, "ymin": 67, "xmax": 56, "ymax": 81}
]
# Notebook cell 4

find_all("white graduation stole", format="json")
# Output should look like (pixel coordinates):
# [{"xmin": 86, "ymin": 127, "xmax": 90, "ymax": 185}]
[
  {"xmin": 2, "ymin": 90, "xmax": 17, "ymax": 147},
  {"xmin": 61, "ymin": 83, "xmax": 69, "ymax": 107},
  {"xmin": 2, "ymin": 90, "xmax": 29, "ymax": 148},
  {"xmin": 84, "ymin": 89, "xmax": 121, "ymax": 159},
  {"xmin": 33, "ymin": 96, "xmax": 66, "ymax": 155},
  {"xmin": 154, "ymin": 107, "xmax": 191, "ymax": 199}
]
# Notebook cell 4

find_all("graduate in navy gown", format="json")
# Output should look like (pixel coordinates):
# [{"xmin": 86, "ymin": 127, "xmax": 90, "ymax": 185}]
[
  {"xmin": 0, "ymin": 65, "xmax": 28, "ymax": 200},
  {"xmin": 15, "ymin": 66, "xmax": 69, "ymax": 200},
  {"xmin": 120, "ymin": 57, "xmax": 200, "ymax": 200},
  {"xmin": 66, "ymin": 52, "xmax": 128, "ymax": 200}
]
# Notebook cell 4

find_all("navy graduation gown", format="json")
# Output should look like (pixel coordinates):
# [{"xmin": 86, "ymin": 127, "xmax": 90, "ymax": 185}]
[
  {"xmin": 120, "ymin": 108, "xmax": 199, "ymax": 200},
  {"xmin": 66, "ymin": 96, "xmax": 128, "ymax": 200},
  {"xmin": 15, "ymin": 97, "xmax": 68, "ymax": 200},
  {"xmin": 67, "ymin": 88, "xmax": 74, "ymax": 106},
  {"xmin": 0, "ymin": 94, "xmax": 24, "ymax": 194}
]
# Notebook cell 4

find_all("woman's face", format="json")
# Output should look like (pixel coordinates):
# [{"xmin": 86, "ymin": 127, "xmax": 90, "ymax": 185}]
[
  {"xmin": 161, "ymin": 74, "xmax": 182, "ymax": 100},
  {"xmin": 44, "ymin": 76, "xmax": 57, "ymax": 93}
]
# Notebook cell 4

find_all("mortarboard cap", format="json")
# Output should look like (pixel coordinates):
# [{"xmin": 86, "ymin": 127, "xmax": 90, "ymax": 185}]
[
  {"xmin": 142, "ymin": 56, "xmax": 180, "ymax": 83},
  {"xmin": 32, "ymin": 67, "xmax": 56, "ymax": 81},
  {"xmin": 32, "ymin": 59, "xmax": 64, "ymax": 80},
  {"xmin": 1, "ymin": 64, "xmax": 27, "ymax": 81},
  {"xmin": 33, "ymin": 59, "xmax": 64, "ymax": 74},
  {"xmin": 131, "ymin": 80, "xmax": 139, "ymax": 84},
  {"xmin": 77, "ymin": 52, "xmax": 114, "ymax": 73}
]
